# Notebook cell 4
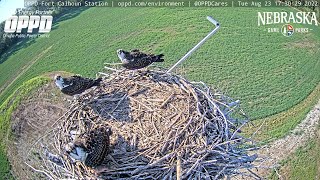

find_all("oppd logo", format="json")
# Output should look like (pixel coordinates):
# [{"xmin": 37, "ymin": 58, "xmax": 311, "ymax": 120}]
[
  {"xmin": 4, "ymin": 15, "xmax": 53, "ymax": 33},
  {"xmin": 281, "ymin": 24, "xmax": 294, "ymax": 37}
]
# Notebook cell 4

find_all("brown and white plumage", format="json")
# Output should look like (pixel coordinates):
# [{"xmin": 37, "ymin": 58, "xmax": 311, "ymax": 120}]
[
  {"xmin": 117, "ymin": 49, "xmax": 164, "ymax": 70},
  {"xmin": 54, "ymin": 75, "xmax": 102, "ymax": 96},
  {"xmin": 69, "ymin": 125, "xmax": 112, "ymax": 168}
]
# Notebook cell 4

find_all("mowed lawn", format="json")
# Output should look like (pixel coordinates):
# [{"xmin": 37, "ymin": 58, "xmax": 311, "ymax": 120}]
[{"xmin": 0, "ymin": 7, "xmax": 319, "ymax": 121}]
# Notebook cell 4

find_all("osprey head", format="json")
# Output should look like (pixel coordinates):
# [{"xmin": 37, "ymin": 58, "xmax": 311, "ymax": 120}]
[
  {"xmin": 54, "ymin": 75, "xmax": 64, "ymax": 90},
  {"xmin": 117, "ymin": 49, "xmax": 129, "ymax": 63},
  {"xmin": 67, "ymin": 139, "xmax": 88, "ymax": 162},
  {"xmin": 69, "ymin": 146, "xmax": 88, "ymax": 162}
]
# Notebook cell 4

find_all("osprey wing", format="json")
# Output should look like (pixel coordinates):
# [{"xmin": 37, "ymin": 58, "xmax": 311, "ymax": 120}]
[
  {"xmin": 130, "ymin": 50, "xmax": 164, "ymax": 63},
  {"xmin": 130, "ymin": 50, "xmax": 151, "ymax": 59},
  {"xmin": 122, "ymin": 50, "xmax": 164, "ymax": 70},
  {"xmin": 61, "ymin": 76, "xmax": 101, "ymax": 96},
  {"xmin": 84, "ymin": 125, "xmax": 111, "ymax": 167},
  {"xmin": 122, "ymin": 56, "xmax": 153, "ymax": 70}
]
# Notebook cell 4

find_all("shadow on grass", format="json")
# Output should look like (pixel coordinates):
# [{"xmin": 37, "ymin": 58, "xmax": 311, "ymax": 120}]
[{"xmin": 51, "ymin": 7, "xmax": 90, "ymax": 31}]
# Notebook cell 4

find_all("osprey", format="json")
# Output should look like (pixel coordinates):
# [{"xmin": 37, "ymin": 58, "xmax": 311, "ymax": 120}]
[
  {"xmin": 68, "ymin": 125, "xmax": 112, "ymax": 168},
  {"xmin": 117, "ymin": 49, "xmax": 164, "ymax": 70},
  {"xmin": 54, "ymin": 75, "xmax": 102, "ymax": 96}
]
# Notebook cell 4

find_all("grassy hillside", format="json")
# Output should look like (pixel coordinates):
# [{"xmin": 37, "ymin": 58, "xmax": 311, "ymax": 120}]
[
  {"xmin": 0, "ymin": 7, "xmax": 319, "ymax": 120},
  {"xmin": 271, "ymin": 125, "xmax": 320, "ymax": 179},
  {"xmin": 281, "ymin": 139, "xmax": 320, "ymax": 179},
  {"xmin": 243, "ymin": 83, "xmax": 320, "ymax": 143},
  {"xmin": 0, "ymin": 76, "xmax": 50, "ymax": 179}
]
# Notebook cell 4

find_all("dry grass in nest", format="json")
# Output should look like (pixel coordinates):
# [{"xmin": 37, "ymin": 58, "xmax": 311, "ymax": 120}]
[{"xmin": 26, "ymin": 68, "xmax": 261, "ymax": 179}]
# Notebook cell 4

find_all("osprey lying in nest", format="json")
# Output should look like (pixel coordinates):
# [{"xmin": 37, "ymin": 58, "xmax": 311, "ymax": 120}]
[
  {"xmin": 67, "ymin": 125, "xmax": 112, "ymax": 168},
  {"xmin": 27, "ymin": 69, "xmax": 260, "ymax": 180}
]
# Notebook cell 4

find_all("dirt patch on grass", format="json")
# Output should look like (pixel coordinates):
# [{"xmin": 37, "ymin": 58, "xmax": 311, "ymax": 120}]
[
  {"xmin": 288, "ymin": 40, "xmax": 316, "ymax": 49},
  {"xmin": 7, "ymin": 79, "xmax": 69, "ymax": 179},
  {"xmin": 284, "ymin": 38, "xmax": 319, "ymax": 54}
]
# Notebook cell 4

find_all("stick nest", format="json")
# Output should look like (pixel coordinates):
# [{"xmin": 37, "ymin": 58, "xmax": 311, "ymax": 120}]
[{"xmin": 26, "ymin": 69, "xmax": 259, "ymax": 179}]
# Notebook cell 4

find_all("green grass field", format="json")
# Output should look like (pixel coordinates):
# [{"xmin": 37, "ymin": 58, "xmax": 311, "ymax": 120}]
[
  {"xmin": 0, "ymin": 6, "xmax": 319, "ymax": 178},
  {"xmin": 243, "ymin": 83, "xmax": 320, "ymax": 143},
  {"xmin": 281, "ymin": 139, "xmax": 320, "ymax": 179},
  {"xmin": 0, "ymin": 7, "xmax": 319, "ymax": 121},
  {"xmin": 270, "ymin": 125, "xmax": 320, "ymax": 179}
]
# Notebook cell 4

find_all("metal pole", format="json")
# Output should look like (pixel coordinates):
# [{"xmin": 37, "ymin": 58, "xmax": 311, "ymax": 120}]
[{"xmin": 167, "ymin": 16, "xmax": 220, "ymax": 73}]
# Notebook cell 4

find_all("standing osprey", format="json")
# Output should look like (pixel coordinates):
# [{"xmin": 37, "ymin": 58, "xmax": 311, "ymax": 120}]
[
  {"xmin": 54, "ymin": 75, "xmax": 102, "ymax": 96},
  {"xmin": 68, "ymin": 125, "xmax": 112, "ymax": 168},
  {"xmin": 117, "ymin": 49, "xmax": 164, "ymax": 70}
]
